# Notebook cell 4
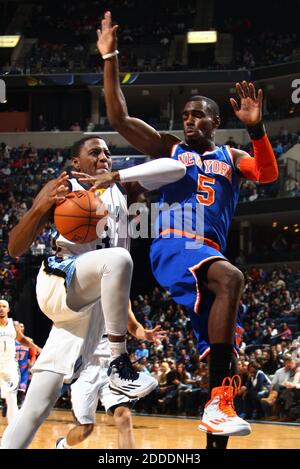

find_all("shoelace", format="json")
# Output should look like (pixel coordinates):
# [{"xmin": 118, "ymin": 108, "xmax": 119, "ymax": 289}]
[
  {"xmin": 113, "ymin": 353, "xmax": 139, "ymax": 381},
  {"xmin": 218, "ymin": 375, "xmax": 241, "ymax": 417}
]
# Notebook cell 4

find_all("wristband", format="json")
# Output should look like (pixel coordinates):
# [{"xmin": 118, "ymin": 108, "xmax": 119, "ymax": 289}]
[
  {"xmin": 102, "ymin": 50, "xmax": 119, "ymax": 60},
  {"xmin": 246, "ymin": 121, "xmax": 266, "ymax": 140}
]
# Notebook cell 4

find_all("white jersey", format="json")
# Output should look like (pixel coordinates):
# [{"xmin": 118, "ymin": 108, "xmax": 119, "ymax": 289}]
[
  {"xmin": 0, "ymin": 319, "xmax": 17, "ymax": 367},
  {"xmin": 55, "ymin": 178, "xmax": 129, "ymax": 257}
]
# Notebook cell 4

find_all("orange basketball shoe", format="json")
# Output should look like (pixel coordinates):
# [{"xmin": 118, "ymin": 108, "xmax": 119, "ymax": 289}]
[{"xmin": 198, "ymin": 375, "xmax": 251, "ymax": 436}]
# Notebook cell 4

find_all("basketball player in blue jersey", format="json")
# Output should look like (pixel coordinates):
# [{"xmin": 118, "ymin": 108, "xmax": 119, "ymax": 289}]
[{"xmin": 97, "ymin": 11, "xmax": 278, "ymax": 449}]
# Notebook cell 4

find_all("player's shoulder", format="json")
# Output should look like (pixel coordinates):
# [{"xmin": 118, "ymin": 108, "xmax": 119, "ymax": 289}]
[
  {"xmin": 158, "ymin": 132, "xmax": 181, "ymax": 153},
  {"xmin": 229, "ymin": 146, "xmax": 250, "ymax": 164}
]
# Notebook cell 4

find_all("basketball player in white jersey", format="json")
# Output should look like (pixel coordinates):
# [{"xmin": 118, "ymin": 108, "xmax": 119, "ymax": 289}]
[
  {"xmin": 56, "ymin": 307, "xmax": 166, "ymax": 449},
  {"xmin": 0, "ymin": 299, "xmax": 41, "ymax": 424},
  {"xmin": 2, "ymin": 136, "xmax": 185, "ymax": 448}
]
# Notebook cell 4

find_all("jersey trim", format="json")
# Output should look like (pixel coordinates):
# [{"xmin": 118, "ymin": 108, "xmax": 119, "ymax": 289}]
[
  {"xmin": 171, "ymin": 143, "xmax": 180, "ymax": 157},
  {"xmin": 199, "ymin": 346, "xmax": 239, "ymax": 362},
  {"xmin": 199, "ymin": 347, "xmax": 210, "ymax": 362},
  {"xmin": 42, "ymin": 258, "xmax": 68, "ymax": 291},
  {"xmin": 159, "ymin": 229, "xmax": 221, "ymax": 251},
  {"xmin": 226, "ymin": 145, "xmax": 235, "ymax": 166}
]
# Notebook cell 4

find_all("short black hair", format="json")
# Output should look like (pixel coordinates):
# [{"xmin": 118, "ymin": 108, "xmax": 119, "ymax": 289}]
[
  {"xmin": 70, "ymin": 136, "xmax": 102, "ymax": 158},
  {"xmin": 186, "ymin": 95, "xmax": 220, "ymax": 117}
]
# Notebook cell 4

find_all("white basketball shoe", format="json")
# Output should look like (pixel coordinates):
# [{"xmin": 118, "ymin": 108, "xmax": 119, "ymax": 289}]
[
  {"xmin": 108, "ymin": 353, "xmax": 158, "ymax": 398},
  {"xmin": 198, "ymin": 375, "xmax": 251, "ymax": 436}
]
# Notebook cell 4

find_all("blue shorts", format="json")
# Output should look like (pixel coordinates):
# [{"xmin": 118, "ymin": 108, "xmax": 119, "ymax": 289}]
[
  {"xmin": 150, "ymin": 237, "xmax": 243, "ymax": 360},
  {"xmin": 19, "ymin": 367, "xmax": 29, "ymax": 392}
]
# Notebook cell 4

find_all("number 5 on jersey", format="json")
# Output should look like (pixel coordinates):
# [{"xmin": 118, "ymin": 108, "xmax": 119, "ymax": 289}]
[{"xmin": 196, "ymin": 175, "xmax": 215, "ymax": 206}]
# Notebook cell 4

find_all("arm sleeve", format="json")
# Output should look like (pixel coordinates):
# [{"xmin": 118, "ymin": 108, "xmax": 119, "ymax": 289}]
[
  {"xmin": 237, "ymin": 135, "xmax": 278, "ymax": 183},
  {"xmin": 118, "ymin": 158, "xmax": 186, "ymax": 190}
]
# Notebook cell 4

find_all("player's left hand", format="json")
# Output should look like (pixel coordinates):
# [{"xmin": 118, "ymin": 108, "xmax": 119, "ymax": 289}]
[
  {"xmin": 230, "ymin": 81, "xmax": 263, "ymax": 126},
  {"xmin": 139, "ymin": 325, "xmax": 168, "ymax": 345}
]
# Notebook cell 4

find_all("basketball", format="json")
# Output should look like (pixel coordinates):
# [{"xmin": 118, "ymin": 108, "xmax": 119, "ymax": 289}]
[{"xmin": 54, "ymin": 190, "xmax": 108, "ymax": 244}]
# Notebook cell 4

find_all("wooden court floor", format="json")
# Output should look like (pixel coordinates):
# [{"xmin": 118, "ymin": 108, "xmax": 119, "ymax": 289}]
[{"xmin": 1, "ymin": 410, "xmax": 300, "ymax": 449}]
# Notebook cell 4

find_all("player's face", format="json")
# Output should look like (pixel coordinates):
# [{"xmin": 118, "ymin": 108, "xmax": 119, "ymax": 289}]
[
  {"xmin": 76, "ymin": 138, "xmax": 112, "ymax": 176},
  {"xmin": 0, "ymin": 304, "xmax": 9, "ymax": 319},
  {"xmin": 182, "ymin": 101, "xmax": 218, "ymax": 143}
]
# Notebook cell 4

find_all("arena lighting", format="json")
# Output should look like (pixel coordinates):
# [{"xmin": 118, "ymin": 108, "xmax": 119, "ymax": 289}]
[
  {"xmin": 0, "ymin": 35, "xmax": 21, "ymax": 48},
  {"xmin": 187, "ymin": 31, "xmax": 217, "ymax": 44}
]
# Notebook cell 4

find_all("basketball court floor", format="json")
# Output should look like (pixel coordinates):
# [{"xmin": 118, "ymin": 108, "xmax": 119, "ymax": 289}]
[{"xmin": 1, "ymin": 410, "xmax": 299, "ymax": 449}]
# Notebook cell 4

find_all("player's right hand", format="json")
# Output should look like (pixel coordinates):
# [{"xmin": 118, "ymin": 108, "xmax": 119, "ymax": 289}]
[
  {"xmin": 32, "ymin": 172, "xmax": 69, "ymax": 213},
  {"xmin": 96, "ymin": 11, "xmax": 119, "ymax": 57}
]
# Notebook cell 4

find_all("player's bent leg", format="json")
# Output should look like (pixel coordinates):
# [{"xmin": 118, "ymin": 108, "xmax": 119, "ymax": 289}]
[
  {"xmin": 67, "ymin": 247, "xmax": 132, "ymax": 338},
  {"xmin": 206, "ymin": 261, "xmax": 244, "ymax": 343},
  {"xmin": 1, "ymin": 371, "xmax": 64, "ymax": 449},
  {"xmin": 113, "ymin": 406, "xmax": 135, "ymax": 449},
  {"xmin": 56, "ymin": 423, "xmax": 94, "ymax": 449}
]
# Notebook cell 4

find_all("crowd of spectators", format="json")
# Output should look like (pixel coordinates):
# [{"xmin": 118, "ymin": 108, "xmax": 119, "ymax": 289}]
[
  {"xmin": 0, "ymin": 0, "xmax": 196, "ymax": 74},
  {"xmin": 1, "ymin": 1, "xmax": 299, "ymax": 74}
]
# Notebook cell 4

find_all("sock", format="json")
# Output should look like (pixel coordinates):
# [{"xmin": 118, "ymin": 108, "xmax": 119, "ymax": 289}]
[
  {"xmin": 205, "ymin": 343, "xmax": 234, "ymax": 450},
  {"xmin": 209, "ymin": 343, "xmax": 234, "ymax": 391},
  {"xmin": 206, "ymin": 434, "xmax": 229, "ymax": 449},
  {"xmin": 109, "ymin": 340, "xmax": 127, "ymax": 360}
]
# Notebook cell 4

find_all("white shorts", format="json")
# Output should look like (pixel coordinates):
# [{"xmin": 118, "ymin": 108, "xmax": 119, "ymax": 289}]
[
  {"xmin": 0, "ymin": 365, "xmax": 20, "ymax": 398},
  {"xmin": 36, "ymin": 262, "xmax": 93, "ymax": 324},
  {"xmin": 33, "ymin": 264, "xmax": 106, "ymax": 381},
  {"xmin": 71, "ymin": 358, "xmax": 135, "ymax": 424}
]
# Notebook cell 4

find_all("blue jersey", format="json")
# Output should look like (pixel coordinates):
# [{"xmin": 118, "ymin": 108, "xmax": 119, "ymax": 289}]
[
  {"xmin": 15, "ymin": 341, "xmax": 29, "ymax": 369},
  {"xmin": 156, "ymin": 143, "xmax": 240, "ymax": 253}
]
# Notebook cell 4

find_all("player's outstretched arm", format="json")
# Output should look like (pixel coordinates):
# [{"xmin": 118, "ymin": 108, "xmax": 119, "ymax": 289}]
[
  {"xmin": 8, "ymin": 172, "xmax": 69, "ymax": 257},
  {"xmin": 73, "ymin": 158, "xmax": 186, "ymax": 191},
  {"xmin": 230, "ymin": 81, "xmax": 278, "ymax": 183},
  {"xmin": 98, "ymin": 11, "xmax": 179, "ymax": 157}
]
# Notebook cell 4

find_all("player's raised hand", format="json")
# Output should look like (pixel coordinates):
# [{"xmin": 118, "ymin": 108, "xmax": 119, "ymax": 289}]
[
  {"xmin": 230, "ymin": 81, "xmax": 263, "ymax": 126},
  {"xmin": 96, "ymin": 11, "xmax": 118, "ymax": 56}
]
